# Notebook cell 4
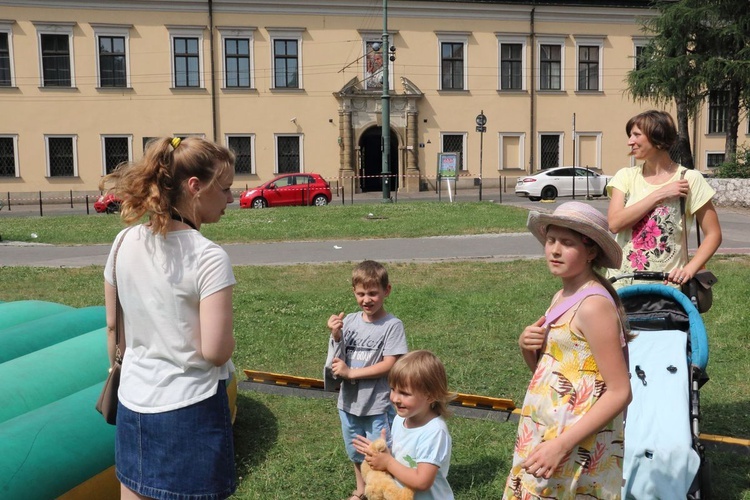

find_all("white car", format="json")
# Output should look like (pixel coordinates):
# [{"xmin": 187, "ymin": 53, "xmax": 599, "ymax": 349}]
[{"xmin": 515, "ymin": 167, "xmax": 612, "ymax": 201}]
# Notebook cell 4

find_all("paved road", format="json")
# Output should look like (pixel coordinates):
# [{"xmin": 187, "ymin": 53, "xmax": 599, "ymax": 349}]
[{"xmin": 2, "ymin": 198, "xmax": 749, "ymax": 267}]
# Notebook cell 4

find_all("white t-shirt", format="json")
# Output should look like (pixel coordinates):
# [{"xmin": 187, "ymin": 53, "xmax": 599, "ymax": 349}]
[
  {"xmin": 606, "ymin": 165, "xmax": 715, "ymax": 286},
  {"xmin": 104, "ymin": 225, "xmax": 236, "ymax": 413},
  {"xmin": 391, "ymin": 415, "xmax": 454, "ymax": 500}
]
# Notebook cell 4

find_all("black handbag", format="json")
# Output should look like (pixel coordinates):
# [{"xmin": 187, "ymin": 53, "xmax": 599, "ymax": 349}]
[{"xmin": 95, "ymin": 227, "xmax": 132, "ymax": 424}]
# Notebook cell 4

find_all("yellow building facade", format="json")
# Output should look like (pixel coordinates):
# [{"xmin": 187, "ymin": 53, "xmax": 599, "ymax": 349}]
[{"xmin": 0, "ymin": 0, "xmax": 744, "ymax": 195}]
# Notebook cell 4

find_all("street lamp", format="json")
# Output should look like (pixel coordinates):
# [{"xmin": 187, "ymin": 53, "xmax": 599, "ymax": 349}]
[{"xmin": 380, "ymin": 0, "xmax": 392, "ymax": 203}]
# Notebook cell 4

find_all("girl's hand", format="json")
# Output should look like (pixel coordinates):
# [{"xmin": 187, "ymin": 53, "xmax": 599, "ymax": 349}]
[
  {"xmin": 353, "ymin": 430, "xmax": 392, "ymax": 472},
  {"xmin": 331, "ymin": 357, "xmax": 350, "ymax": 379},
  {"xmin": 327, "ymin": 312, "xmax": 345, "ymax": 341},
  {"xmin": 520, "ymin": 438, "xmax": 568, "ymax": 480},
  {"xmin": 519, "ymin": 316, "xmax": 547, "ymax": 352}
]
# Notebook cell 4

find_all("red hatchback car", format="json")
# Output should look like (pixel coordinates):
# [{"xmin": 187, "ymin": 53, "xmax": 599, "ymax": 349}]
[
  {"xmin": 239, "ymin": 173, "xmax": 332, "ymax": 209},
  {"xmin": 94, "ymin": 193, "xmax": 122, "ymax": 214}
]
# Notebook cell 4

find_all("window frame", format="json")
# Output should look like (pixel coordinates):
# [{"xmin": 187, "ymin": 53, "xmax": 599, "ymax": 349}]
[
  {"xmin": 538, "ymin": 132, "xmax": 564, "ymax": 170},
  {"xmin": 93, "ymin": 24, "xmax": 131, "ymax": 89},
  {"xmin": 536, "ymin": 37, "xmax": 565, "ymax": 92},
  {"xmin": 436, "ymin": 32, "xmax": 468, "ymax": 91},
  {"xmin": 168, "ymin": 26, "xmax": 205, "ymax": 89},
  {"xmin": 497, "ymin": 35, "xmax": 526, "ymax": 92},
  {"xmin": 101, "ymin": 135, "xmax": 132, "ymax": 175},
  {"xmin": 440, "ymin": 132, "xmax": 468, "ymax": 171},
  {"xmin": 632, "ymin": 36, "xmax": 650, "ymax": 71},
  {"xmin": 35, "ymin": 23, "xmax": 76, "ymax": 88},
  {"xmin": 44, "ymin": 134, "xmax": 78, "ymax": 177},
  {"xmin": 574, "ymin": 36, "xmax": 603, "ymax": 92},
  {"xmin": 498, "ymin": 132, "xmax": 525, "ymax": 170},
  {"xmin": 0, "ymin": 135, "xmax": 19, "ymax": 177},
  {"xmin": 707, "ymin": 90, "xmax": 729, "ymax": 134},
  {"xmin": 0, "ymin": 22, "xmax": 16, "ymax": 87},
  {"xmin": 274, "ymin": 134, "xmax": 304, "ymax": 174},
  {"xmin": 705, "ymin": 152, "xmax": 725, "ymax": 170},
  {"xmin": 226, "ymin": 134, "xmax": 256, "ymax": 175},
  {"xmin": 574, "ymin": 132, "xmax": 602, "ymax": 169},
  {"xmin": 268, "ymin": 28, "xmax": 304, "ymax": 90},
  {"xmin": 220, "ymin": 27, "xmax": 255, "ymax": 89}
]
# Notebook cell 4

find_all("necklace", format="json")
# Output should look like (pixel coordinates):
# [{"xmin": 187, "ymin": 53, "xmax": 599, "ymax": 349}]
[{"xmin": 171, "ymin": 212, "xmax": 197, "ymax": 230}]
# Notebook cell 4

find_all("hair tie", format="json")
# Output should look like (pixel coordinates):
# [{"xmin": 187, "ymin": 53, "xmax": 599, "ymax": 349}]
[{"xmin": 170, "ymin": 137, "xmax": 182, "ymax": 149}]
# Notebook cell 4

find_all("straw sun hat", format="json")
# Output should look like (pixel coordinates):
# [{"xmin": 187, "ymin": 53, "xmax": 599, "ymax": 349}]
[{"xmin": 526, "ymin": 201, "xmax": 623, "ymax": 269}]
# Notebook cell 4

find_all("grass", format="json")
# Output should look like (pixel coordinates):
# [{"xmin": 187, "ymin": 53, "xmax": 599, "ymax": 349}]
[
  {"xmin": 1, "ymin": 258, "xmax": 749, "ymax": 498},
  {"xmin": 0, "ymin": 201, "xmax": 529, "ymax": 245},
  {"xmin": 2, "ymin": 202, "xmax": 748, "ymax": 496}
]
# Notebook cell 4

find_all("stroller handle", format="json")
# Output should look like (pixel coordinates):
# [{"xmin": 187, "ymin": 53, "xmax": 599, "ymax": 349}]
[{"xmin": 609, "ymin": 271, "xmax": 668, "ymax": 283}]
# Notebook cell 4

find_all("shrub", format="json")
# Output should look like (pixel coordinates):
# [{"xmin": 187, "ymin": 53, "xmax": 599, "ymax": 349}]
[{"xmin": 715, "ymin": 144, "xmax": 750, "ymax": 179}]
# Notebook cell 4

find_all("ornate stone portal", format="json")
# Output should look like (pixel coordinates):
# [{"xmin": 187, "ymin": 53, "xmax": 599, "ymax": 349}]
[{"xmin": 335, "ymin": 77, "xmax": 423, "ymax": 192}]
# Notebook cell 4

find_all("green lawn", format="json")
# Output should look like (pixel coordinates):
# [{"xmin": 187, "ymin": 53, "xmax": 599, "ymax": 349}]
[{"xmin": 2, "ymin": 202, "xmax": 748, "ymax": 497}]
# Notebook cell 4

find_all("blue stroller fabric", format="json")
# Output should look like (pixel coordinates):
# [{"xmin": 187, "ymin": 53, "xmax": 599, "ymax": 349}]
[{"xmin": 622, "ymin": 329, "xmax": 700, "ymax": 498}]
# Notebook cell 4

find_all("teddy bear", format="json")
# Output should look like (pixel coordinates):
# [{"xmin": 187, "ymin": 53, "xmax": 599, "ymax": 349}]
[{"xmin": 360, "ymin": 438, "xmax": 415, "ymax": 500}]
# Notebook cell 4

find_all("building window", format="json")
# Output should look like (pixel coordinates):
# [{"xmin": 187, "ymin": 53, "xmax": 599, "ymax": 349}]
[
  {"xmin": 224, "ymin": 37, "xmax": 252, "ymax": 88},
  {"xmin": 97, "ymin": 35, "xmax": 127, "ymax": 87},
  {"xmin": 102, "ymin": 136, "xmax": 131, "ymax": 174},
  {"xmin": 575, "ymin": 133, "xmax": 602, "ymax": 169},
  {"xmin": 436, "ymin": 33, "xmax": 468, "ymax": 91},
  {"xmin": 441, "ymin": 42, "xmax": 464, "ymax": 90},
  {"xmin": 273, "ymin": 39, "xmax": 299, "ymax": 88},
  {"xmin": 0, "ymin": 25, "xmax": 14, "ymax": 87},
  {"xmin": 499, "ymin": 41, "xmax": 524, "ymax": 91},
  {"xmin": 143, "ymin": 137, "xmax": 158, "ymax": 151},
  {"xmin": 539, "ymin": 134, "xmax": 562, "ymax": 170},
  {"xmin": 498, "ymin": 133, "xmax": 525, "ymax": 170},
  {"xmin": 276, "ymin": 135, "xmax": 302, "ymax": 173},
  {"xmin": 227, "ymin": 135, "xmax": 255, "ymax": 174},
  {"xmin": 0, "ymin": 136, "xmax": 18, "ymax": 177},
  {"xmin": 45, "ymin": 135, "xmax": 77, "ymax": 177},
  {"xmin": 706, "ymin": 152, "xmax": 725, "ymax": 169},
  {"xmin": 174, "ymin": 37, "xmax": 200, "ymax": 87},
  {"xmin": 364, "ymin": 39, "xmax": 385, "ymax": 90},
  {"xmin": 577, "ymin": 45, "xmax": 600, "ymax": 91},
  {"xmin": 633, "ymin": 38, "xmax": 650, "ymax": 71},
  {"xmin": 40, "ymin": 33, "xmax": 72, "ymax": 87},
  {"xmin": 441, "ymin": 133, "xmax": 466, "ymax": 171},
  {"xmin": 538, "ymin": 39, "xmax": 563, "ymax": 91},
  {"xmin": 708, "ymin": 90, "xmax": 729, "ymax": 134}
]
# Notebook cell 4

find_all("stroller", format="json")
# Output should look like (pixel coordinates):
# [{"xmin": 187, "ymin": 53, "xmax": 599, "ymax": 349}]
[{"xmin": 612, "ymin": 271, "xmax": 711, "ymax": 500}]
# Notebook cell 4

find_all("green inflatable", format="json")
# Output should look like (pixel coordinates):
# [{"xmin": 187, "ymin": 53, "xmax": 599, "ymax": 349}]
[
  {"xmin": 0, "ymin": 383, "xmax": 116, "ymax": 499},
  {"xmin": 0, "ymin": 328, "xmax": 109, "ymax": 424},
  {"xmin": 0, "ymin": 306, "xmax": 105, "ymax": 364},
  {"xmin": 0, "ymin": 300, "xmax": 73, "ymax": 330}
]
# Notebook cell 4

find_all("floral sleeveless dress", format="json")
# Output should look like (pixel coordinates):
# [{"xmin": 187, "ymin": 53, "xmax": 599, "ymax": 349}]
[{"xmin": 503, "ymin": 312, "xmax": 625, "ymax": 499}]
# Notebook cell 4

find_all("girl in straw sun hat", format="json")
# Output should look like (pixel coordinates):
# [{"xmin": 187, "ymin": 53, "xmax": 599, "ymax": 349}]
[{"xmin": 503, "ymin": 201, "xmax": 632, "ymax": 500}]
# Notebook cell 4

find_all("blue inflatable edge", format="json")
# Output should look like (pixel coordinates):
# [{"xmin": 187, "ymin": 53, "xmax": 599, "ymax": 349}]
[{"xmin": 617, "ymin": 284, "xmax": 708, "ymax": 371}]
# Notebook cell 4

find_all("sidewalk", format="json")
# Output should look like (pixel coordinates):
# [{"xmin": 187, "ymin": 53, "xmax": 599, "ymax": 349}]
[{"xmin": 2, "ymin": 191, "xmax": 749, "ymax": 267}]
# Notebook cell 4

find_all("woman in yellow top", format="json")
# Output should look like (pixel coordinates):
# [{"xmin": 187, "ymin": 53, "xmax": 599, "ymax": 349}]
[{"xmin": 607, "ymin": 110, "xmax": 722, "ymax": 287}]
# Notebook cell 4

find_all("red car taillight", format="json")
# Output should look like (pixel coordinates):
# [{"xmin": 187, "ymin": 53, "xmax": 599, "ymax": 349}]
[{"xmin": 520, "ymin": 178, "xmax": 537, "ymax": 183}]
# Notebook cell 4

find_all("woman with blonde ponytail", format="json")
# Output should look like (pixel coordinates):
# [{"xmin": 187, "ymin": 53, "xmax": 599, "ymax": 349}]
[{"xmin": 100, "ymin": 137, "xmax": 238, "ymax": 500}]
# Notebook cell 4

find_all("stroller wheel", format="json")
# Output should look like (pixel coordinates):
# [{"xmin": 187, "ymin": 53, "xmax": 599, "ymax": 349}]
[{"xmin": 699, "ymin": 456, "xmax": 712, "ymax": 500}]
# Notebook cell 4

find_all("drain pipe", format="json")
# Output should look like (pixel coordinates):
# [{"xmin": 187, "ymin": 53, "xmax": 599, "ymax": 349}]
[
  {"xmin": 529, "ymin": 6, "xmax": 535, "ymax": 174},
  {"xmin": 209, "ymin": 0, "xmax": 218, "ymax": 142}
]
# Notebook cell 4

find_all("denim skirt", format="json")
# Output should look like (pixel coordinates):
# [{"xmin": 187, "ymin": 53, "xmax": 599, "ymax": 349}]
[{"xmin": 115, "ymin": 380, "xmax": 236, "ymax": 500}]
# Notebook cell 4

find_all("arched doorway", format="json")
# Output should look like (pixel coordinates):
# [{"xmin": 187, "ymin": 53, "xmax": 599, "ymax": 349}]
[{"xmin": 359, "ymin": 127, "xmax": 399, "ymax": 192}]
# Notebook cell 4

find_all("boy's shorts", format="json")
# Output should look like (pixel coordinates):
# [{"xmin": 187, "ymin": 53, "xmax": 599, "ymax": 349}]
[{"xmin": 338, "ymin": 408, "xmax": 394, "ymax": 462}]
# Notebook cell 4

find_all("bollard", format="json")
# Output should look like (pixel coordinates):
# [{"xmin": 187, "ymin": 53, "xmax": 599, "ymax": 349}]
[
  {"xmin": 38, "ymin": 191, "xmax": 43, "ymax": 217},
  {"xmin": 69, "ymin": 189, "xmax": 73, "ymax": 208}
]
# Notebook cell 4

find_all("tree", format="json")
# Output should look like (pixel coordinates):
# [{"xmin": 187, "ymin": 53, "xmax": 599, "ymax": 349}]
[{"xmin": 626, "ymin": 0, "xmax": 750, "ymax": 168}]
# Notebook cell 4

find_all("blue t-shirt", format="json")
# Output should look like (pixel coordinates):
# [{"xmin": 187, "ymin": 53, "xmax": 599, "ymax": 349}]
[
  {"xmin": 391, "ymin": 415, "xmax": 454, "ymax": 500},
  {"xmin": 335, "ymin": 312, "xmax": 408, "ymax": 416}
]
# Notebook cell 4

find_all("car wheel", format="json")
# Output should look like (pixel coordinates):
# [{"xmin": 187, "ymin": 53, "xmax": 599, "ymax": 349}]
[
  {"xmin": 541, "ymin": 186, "xmax": 557, "ymax": 200},
  {"xmin": 106, "ymin": 202, "xmax": 121, "ymax": 214},
  {"xmin": 312, "ymin": 194, "xmax": 328, "ymax": 206},
  {"xmin": 251, "ymin": 197, "xmax": 268, "ymax": 209},
  {"xmin": 529, "ymin": 196, "xmax": 541, "ymax": 202}
]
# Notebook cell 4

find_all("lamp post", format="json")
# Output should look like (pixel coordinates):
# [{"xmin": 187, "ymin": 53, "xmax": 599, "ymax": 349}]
[
  {"xmin": 476, "ymin": 111, "xmax": 487, "ymax": 201},
  {"xmin": 380, "ymin": 0, "xmax": 392, "ymax": 202}
]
